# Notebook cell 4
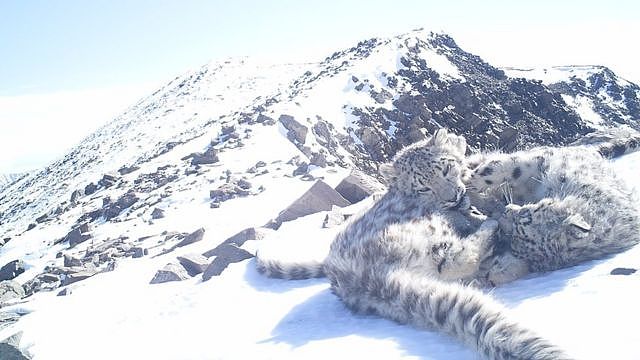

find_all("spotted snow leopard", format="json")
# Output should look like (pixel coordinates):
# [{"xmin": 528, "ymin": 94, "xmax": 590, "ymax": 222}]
[
  {"xmin": 258, "ymin": 130, "xmax": 568, "ymax": 360},
  {"xmin": 466, "ymin": 138, "xmax": 640, "ymax": 283}
]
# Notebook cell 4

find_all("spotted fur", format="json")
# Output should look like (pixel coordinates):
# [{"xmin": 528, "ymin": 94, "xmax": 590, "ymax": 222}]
[
  {"xmin": 466, "ymin": 143, "xmax": 640, "ymax": 277},
  {"xmin": 258, "ymin": 130, "xmax": 568, "ymax": 359}
]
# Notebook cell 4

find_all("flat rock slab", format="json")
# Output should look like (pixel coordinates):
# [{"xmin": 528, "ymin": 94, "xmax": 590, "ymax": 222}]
[
  {"xmin": 202, "ymin": 227, "xmax": 274, "ymax": 258},
  {"xmin": 202, "ymin": 244, "xmax": 253, "ymax": 281},
  {"xmin": 610, "ymin": 267, "xmax": 637, "ymax": 275},
  {"xmin": 175, "ymin": 228, "xmax": 205, "ymax": 248},
  {"xmin": 0, "ymin": 261, "xmax": 25, "ymax": 282},
  {"xmin": 177, "ymin": 254, "xmax": 210, "ymax": 276},
  {"xmin": 334, "ymin": 169, "xmax": 385, "ymax": 204},
  {"xmin": 150, "ymin": 263, "xmax": 190, "ymax": 284},
  {"xmin": 273, "ymin": 180, "xmax": 350, "ymax": 228}
]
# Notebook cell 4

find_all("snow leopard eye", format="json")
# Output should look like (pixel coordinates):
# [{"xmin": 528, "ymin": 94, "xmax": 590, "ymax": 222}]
[{"xmin": 417, "ymin": 187, "xmax": 433, "ymax": 194}]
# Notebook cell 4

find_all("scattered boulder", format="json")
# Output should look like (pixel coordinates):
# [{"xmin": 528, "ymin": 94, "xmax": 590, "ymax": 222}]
[
  {"xmin": 0, "ymin": 281, "xmax": 25, "ymax": 303},
  {"xmin": 25, "ymin": 224, "xmax": 36, "ymax": 232},
  {"xmin": 84, "ymin": 182, "xmax": 98, "ymax": 195},
  {"xmin": 186, "ymin": 147, "xmax": 219, "ymax": 166},
  {"xmin": 57, "ymin": 288, "xmax": 72, "ymax": 296},
  {"xmin": 0, "ymin": 261, "xmax": 25, "ymax": 282},
  {"xmin": 131, "ymin": 247, "xmax": 148, "ymax": 258},
  {"xmin": 202, "ymin": 227, "xmax": 274, "ymax": 257},
  {"xmin": 150, "ymin": 263, "xmax": 190, "ymax": 284},
  {"xmin": 151, "ymin": 208, "xmax": 165, "ymax": 220},
  {"xmin": 118, "ymin": 165, "xmax": 140, "ymax": 176},
  {"xmin": 202, "ymin": 244, "xmax": 254, "ymax": 280},
  {"xmin": 177, "ymin": 254, "xmax": 210, "ymax": 276},
  {"xmin": 209, "ymin": 179, "xmax": 254, "ymax": 206},
  {"xmin": 23, "ymin": 273, "xmax": 61, "ymax": 295},
  {"xmin": 175, "ymin": 228, "xmax": 205, "ymax": 248},
  {"xmin": 104, "ymin": 191, "xmax": 139, "ymax": 220},
  {"xmin": 65, "ymin": 223, "xmax": 92, "ymax": 248},
  {"xmin": 292, "ymin": 163, "xmax": 309, "ymax": 176},
  {"xmin": 256, "ymin": 114, "xmax": 275, "ymax": 125},
  {"xmin": 271, "ymin": 180, "xmax": 351, "ymax": 228},
  {"xmin": 610, "ymin": 267, "xmax": 637, "ymax": 276},
  {"xmin": 335, "ymin": 169, "xmax": 385, "ymax": 204},
  {"xmin": 0, "ymin": 332, "xmax": 30, "ymax": 360},
  {"xmin": 61, "ymin": 269, "xmax": 98, "ymax": 286},
  {"xmin": 98, "ymin": 173, "xmax": 120, "ymax": 188},
  {"xmin": 63, "ymin": 254, "xmax": 83, "ymax": 267},
  {"xmin": 279, "ymin": 114, "xmax": 308, "ymax": 145},
  {"xmin": 70, "ymin": 189, "xmax": 84, "ymax": 205}
]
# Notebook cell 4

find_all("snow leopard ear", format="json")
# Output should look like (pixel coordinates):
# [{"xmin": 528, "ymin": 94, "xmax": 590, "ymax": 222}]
[
  {"xmin": 379, "ymin": 163, "xmax": 397, "ymax": 185},
  {"xmin": 430, "ymin": 129, "xmax": 450, "ymax": 147},
  {"xmin": 565, "ymin": 214, "xmax": 592, "ymax": 238}
]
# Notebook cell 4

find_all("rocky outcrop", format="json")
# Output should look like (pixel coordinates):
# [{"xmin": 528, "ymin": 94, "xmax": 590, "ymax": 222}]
[
  {"xmin": 334, "ymin": 170, "xmax": 385, "ymax": 203},
  {"xmin": 150, "ymin": 263, "xmax": 191, "ymax": 284},
  {"xmin": 0, "ymin": 261, "xmax": 25, "ymax": 282},
  {"xmin": 270, "ymin": 180, "xmax": 350, "ymax": 228},
  {"xmin": 0, "ymin": 281, "xmax": 25, "ymax": 303}
]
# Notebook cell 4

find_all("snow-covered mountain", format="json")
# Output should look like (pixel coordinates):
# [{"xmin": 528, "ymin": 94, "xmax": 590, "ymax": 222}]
[
  {"xmin": 504, "ymin": 65, "xmax": 640, "ymax": 130},
  {"xmin": 1, "ymin": 29, "xmax": 640, "ymax": 359}
]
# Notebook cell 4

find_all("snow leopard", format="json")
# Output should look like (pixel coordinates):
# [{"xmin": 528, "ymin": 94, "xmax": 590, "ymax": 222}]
[
  {"xmin": 258, "ymin": 130, "xmax": 569, "ymax": 360},
  {"xmin": 466, "ymin": 141, "xmax": 640, "ymax": 282}
]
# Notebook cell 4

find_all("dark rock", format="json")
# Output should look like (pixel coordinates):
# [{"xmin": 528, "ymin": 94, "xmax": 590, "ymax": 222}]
[
  {"xmin": 202, "ymin": 244, "xmax": 254, "ymax": 280},
  {"xmin": 188, "ymin": 147, "xmax": 219, "ymax": 166},
  {"xmin": 98, "ymin": 173, "xmax": 120, "ymax": 188},
  {"xmin": 0, "ymin": 261, "xmax": 25, "ymax": 282},
  {"xmin": 104, "ymin": 192, "xmax": 139, "ymax": 220},
  {"xmin": 57, "ymin": 288, "xmax": 72, "ymax": 296},
  {"xmin": 292, "ymin": 163, "xmax": 309, "ymax": 176},
  {"xmin": 61, "ymin": 270, "xmax": 97, "ymax": 286},
  {"xmin": 256, "ymin": 114, "xmax": 275, "ymax": 124},
  {"xmin": 65, "ymin": 223, "xmax": 92, "ymax": 248},
  {"xmin": 202, "ymin": 227, "xmax": 274, "ymax": 258},
  {"xmin": 84, "ymin": 182, "xmax": 98, "ymax": 195},
  {"xmin": 131, "ymin": 247, "xmax": 148, "ymax": 258},
  {"xmin": 23, "ymin": 273, "xmax": 61, "ymax": 295},
  {"xmin": 610, "ymin": 267, "xmax": 637, "ymax": 275},
  {"xmin": 0, "ymin": 281, "xmax": 25, "ymax": 303},
  {"xmin": 151, "ymin": 208, "xmax": 165, "ymax": 219},
  {"xmin": 25, "ymin": 223, "xmax": 36, "ymax": 232},
  {"xmin": 272, "ymin": 180, "xmax": 351, "ymax": 227},
  {"xmin": 335, "ymin": 170, "xmax": 386, "ymax": 204},
  {"xmin": 35, "ymin": 213, "xmax": 50, "ymax": 224},
  {"xmin": 63, "ymin": 254, "xmax": 83, "ymax": 267},
  {"xmin": 118, "ymin": 165, "xmax": 140, "ymax": 175},
  {"xmin": 0, "ymin": 332, "xmax": 30, "ymax": 360},
  {"xmin": 70, "ymin": 189, "xmax": 83, "ymax": 205},
  {"xmin": 177, "ymin": 254, "xmax": 210, "ymax": 276},
  {"xmin": 150, "ymin": 263, "xmax": 190, "ymax": 284},
  {"xmin": 175, "ymin": 228, "xmax": 205, "ymax": 248},
  {"xmin": 310, "ymin": 152, "xmax": 328, "ymax": 168},
  {"xmin": 279, "ymin": 114, "xmax": 308, "ymax": 145},
  {"xmin": 209, "ymin": 182, "xmax": 252, "ymax": 203}
]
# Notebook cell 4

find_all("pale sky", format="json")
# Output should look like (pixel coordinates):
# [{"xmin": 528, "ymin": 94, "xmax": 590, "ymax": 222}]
[{"xmin": 0, "ymin": 0, "xmax": 638, "ymax": 173}]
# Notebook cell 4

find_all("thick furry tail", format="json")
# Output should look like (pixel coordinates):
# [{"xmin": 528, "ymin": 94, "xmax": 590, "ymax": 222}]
[
  {"xmin": 571, "ymin": 126, "xmax": 640, "ymax": 159},
  {"xmin": 255, "ymin": 256, "xmax": 325, "ymax": 280},
  {"xmin": 345, "ymin": 270, "xmax": 570, "ymax": 360}
]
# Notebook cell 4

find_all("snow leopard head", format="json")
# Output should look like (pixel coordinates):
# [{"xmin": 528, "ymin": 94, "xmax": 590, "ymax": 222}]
[{"xmin": 380, "ymin": 129, "xmax": 468, "ymax": 209}]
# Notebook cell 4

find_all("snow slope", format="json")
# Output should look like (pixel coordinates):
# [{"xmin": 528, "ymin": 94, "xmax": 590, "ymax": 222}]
[
  {"xmin": 2, "ymin": 29, "xmax": 640, "ymax": 360},
  {"xmin": 1, "ymin": 152, "xmax": 639, "ymax": 360}
]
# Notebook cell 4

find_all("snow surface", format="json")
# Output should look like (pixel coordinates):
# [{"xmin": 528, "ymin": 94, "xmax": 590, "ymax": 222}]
[{"xmin": 0, "ymin": 151, "xmax": 639, "ymax": 360}]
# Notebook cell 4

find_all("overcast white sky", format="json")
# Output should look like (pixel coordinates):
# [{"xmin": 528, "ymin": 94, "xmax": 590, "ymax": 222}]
[{"xmin": 0, "ymin": 0, "xmax": 638, "ymax": 174}]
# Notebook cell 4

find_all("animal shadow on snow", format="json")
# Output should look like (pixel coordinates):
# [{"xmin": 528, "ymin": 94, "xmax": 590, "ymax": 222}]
[{"xmin": 244, "ymin": 256, "xmax": 617, "ymax": 358}]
